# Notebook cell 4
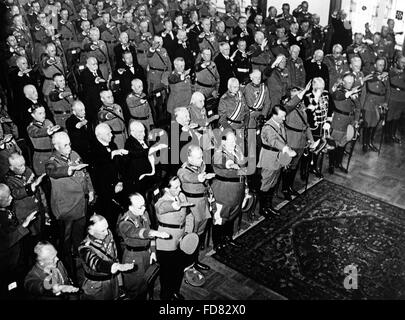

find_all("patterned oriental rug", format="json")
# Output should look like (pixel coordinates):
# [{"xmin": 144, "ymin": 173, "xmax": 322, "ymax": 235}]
[{"xmin": 213, "ymin": 180, "xmax": 405, "ymax": 300}]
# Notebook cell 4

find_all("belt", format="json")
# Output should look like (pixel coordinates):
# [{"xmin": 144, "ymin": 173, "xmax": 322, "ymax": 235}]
[
  {"xmin": 285, "ymin": 123, "xmax": 305, "ymax": 132},
  {"xmin": 158, "ymin": 222, "xmax": 186, "ymax": 229},
  {"xmin": 126, "ymin": 245, "xmax": 150, "ymax": 252},
  {"xmin": 84, "ymin": 273, "xmax": 115, "ymax": 281},
  {"xmin": 251, "ymin": 61, "xmax": 268, "ymax": 66},
  {"xmin": 367, "ymin": 91, "xmax": 386, "ymax": 96},
  {"xmin": 226, "ymin": 117, "xmax": 242, "ymax": 124},
  {"xmin": 54, "ymin": 110, "xmax": 71, "ymax": 115},
  {"xmin": 149, "ymin": 66, "xmax": 166, "ymax": 71},
  {"xmin": 34, "ymin": 148, "xmax": 52, "ymax": 153},
  {"xmin": 196, "ymin": 81, "xmax": 215, "ymax": 88},
  {"xmin": 215, "ymin": 175, "xmax": 243, "ymax": 183},
  {"xmin": 237, "ymin": 68, "xmax": 250, "ymax": 73},
  {"xmin": 112, "ymin": 130, "xmax": 124, "ymax": 134},
  {"xmin": 131, "ymin": 115, "xmax": 149, "ymax": 120},
  {"xmin": 183, "ymin": 190, "xmax": 205, "ymax": 198},
  {"xmin": 137, "ymin": 49, "xmax": 147, "ymax": 53},
  {"xmin": 262, "ymin": 144, "xmax": 279, "ymax": 152},
  {"xmin": 334, "ymin": 108, "xmax": 353, "ymax": 116}
]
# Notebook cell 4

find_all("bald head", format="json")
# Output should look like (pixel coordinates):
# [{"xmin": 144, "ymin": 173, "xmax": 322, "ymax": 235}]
[
  {"xmin": 72, "ymin": 100, "xmax": 86, "ymax": 118},
  {"xmin": 131, "ymin": 78, "xmax": 143, "ymax": 94},
  {"xmin": 95, "ymin": 123, "xmax": 112, "ymax": 144},
  {"xmin": 24, "ymin": 85, "xmax": 38, "ymax": 100},
  {"xmin": 34, "ymin": 241, "xmax": 58, "ymax": 267},
  {"xmin": 52, "ymin": 132, "xmax": 71, "ymax": 157},
  {"xmin": 228, "ymin": 77, "xmax": 239, "ymax": 94}
]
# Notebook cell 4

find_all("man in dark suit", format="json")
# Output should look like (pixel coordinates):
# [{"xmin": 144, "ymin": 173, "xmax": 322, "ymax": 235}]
[
  {"xmin": 92, "ymin": 123, "xmax": 127, "ymax": 228},
  {"xmin": 214, "ymin": 42, "xmax": 235, "ymax": 96},
  {"xmin": 124, "ymin": 121, "xmax": 167, "ymax": 195},
  {"xmin": 113, "ymin": 32, "xmax": 138, "ymax": 69},
  {"xmin": 79, "ymin": 57, "xmax": 107, "ymax": 125},
  {"xmin": 161, "ymin": 18, "xmax": 177, "ymax": 64},
  {"xmin": 174, "ymin": 30, "xmax": 196, "ymax": 75},
  {"xmin": 304, "ymin": 49, "xmax": 330, "ymax": 90},
  {"xmin": 232, "ymin": 16, "xmax": 254, "ymax": 50},
  {"xmin": 65, "ymin": 100, "xmax": 93, "ymax": 165}
]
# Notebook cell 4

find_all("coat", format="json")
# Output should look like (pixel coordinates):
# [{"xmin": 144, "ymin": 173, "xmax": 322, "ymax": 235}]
[
  {"xmin": 125, "ymin": 92, "xmax": 154, "ymax": 130},
  {"xmin": 166, "ymin": 71, "xmax": 192, "ymax": 114},
  {"xmin": 286, "ymin": 57, "xmax": 306, "ymax": 89},
  {"xmin": 267, "ymin": 68, "xmax": 291, "ymax": 111},
  {"xmin": 194, "ymin": 61, "xmax": 220, "ymax": 98},
  {"xmin": 65, "ymin": 114, "xmax": 94, "ymax": 164},
  {"xmin": 98, "ymin": 104, "xmax": 127, "ymax": 149},
  {"xmin": 48, "ymin": 86, "xmax": 74, "ymax": 128},
  {"xmin": 45, "ymin": 150, "xmax": 93, "ymax": 221},
  {"xmin": 214, "ymin": 53, "xmax": 235, "ymax": 96},
  {"xmin": 243, "ymin": 82, "xmax": 271, "ymax": 129}
]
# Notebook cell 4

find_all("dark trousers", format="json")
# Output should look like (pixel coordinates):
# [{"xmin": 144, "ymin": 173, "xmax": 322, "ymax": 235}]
[
  {"xmin": 212, "ymin": 218, "xmax": 236, "ymax": 247},
  {"xmin": 156, "ymin": 249, "xmax": 186, "ymax": 300}
]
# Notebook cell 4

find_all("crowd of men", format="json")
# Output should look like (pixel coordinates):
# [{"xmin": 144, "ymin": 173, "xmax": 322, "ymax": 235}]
[{"xmin": 0, "ymin": 0, "xmax": 405, "ymax": 301}]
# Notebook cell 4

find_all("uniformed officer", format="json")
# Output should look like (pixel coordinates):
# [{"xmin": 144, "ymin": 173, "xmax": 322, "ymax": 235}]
[
  {"xmin": 41, "ymin": 43, "xmax": 66, "ymax": 101},
  {"xmin": 58, "ymin": 9, "xmax": 78, "ymax": 55},
  {"xmin": 198, "ymin": 17, "xmax": 219, "ymax": 59},
  {"xmin": 257, "ymin": 105, "xmax": 297, "ymax": 217},
  {"xmin": 194, "ymin": 48, "xmax": 220, "ymax": 99},
  {"xmin": 155, "ymin": 176, "xmax": 194, "ymax": 301},
  {"xmin": 32, "ymin": 12, "xmax": 48, "ymax": 62},
  {"xmin": 346, "ymin": 33, "xmax": 376, "ymax": 76},
  {"xmin": 386, "ymin": 56, "xmax": 405, "ymax": 144},
  {"xmin": 48, "ymin": 73, "xmax": 74, "ymax": 128},
  {"xmin": 218, "ymin": 78, "xmax": 249, "ymax": 131},
  {"xmin": 146, "ymin": 35, "xmax": 171, "ymax": 93},
  {"xmin": 243, "ymin": 70, "xmax": 271, "ymax": 130},
  {"xmin": 126, "ymin": 79, "xmax": 154, "ymax": 131},
  {"xmin": 310, "ymin": 14, "xmax": 325, "ymax": 52},
  {"xmin": 330, "ymin": 73, "xmax": 361, "ymax": 173},
  {"xmin": 99, "ymin": 12, "xmax": 120, "ymax": 68},
  {"xmin": 281, "ymin": 83, "xmax": 314, "ymax": 199},
  {"xmin": 248, "ymin": 31, "xmax": 273, "ymax": 78},
  {"xmin": 276, "ymin": 3, "xmax": 296, "ymax": 32},
  {"xmin": 360, "ymin": 58, "xmax": 389, "ymax": 152},
  {"xmin": 293, "ymin": 1, "xmax": 312, "ymax": 25},
  {"xmin": 324, "ymin": 44, "xmax": 350, "ymax": 92},
  {"xmin": 134, "ymin": 21, "xmax": 153, "ymax": 73},
  {"xmin": 82, "ymin": 27, "xmax": 112, "ymax": 82},
  {"xmin": 211, "ymin": 130, "xmax": 246, "ymax": 251},
  {"xmin": 267, "ymin": 54, "xmax": 291, "ymax": 111},
  {"xmin": 177, "ymin": 146, "xmax": 213, "ymax": 271},
  {"xmin": 98, "ymin": 90, "xmax": 127, "ymax": 149},
  {"xmin": 79, "ymin": 215, "xmax": 134, "ymax": 300},
  {"xmin": 167, "ymin": 58, "xmax": 192, "ymax": 117},
  {"xmin": 118, "ymin": 193, "xmax": 169, "ymax": 300},
  {"xmin": 27, "ymin": 104, "xmax": 60, "ymax": 175},
  {"xmin": 120, "ymin": 11, "xmax": 139, "ymax": 44},
  {"xmin": 287, "ymin": 45, "xmax": 306, "ymax": 88}
]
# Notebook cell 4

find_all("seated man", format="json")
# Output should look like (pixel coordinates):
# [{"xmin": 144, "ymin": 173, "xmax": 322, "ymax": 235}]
[{"xmin": 24, "ymin": 241, "xmax": 79, "ymax": 300}]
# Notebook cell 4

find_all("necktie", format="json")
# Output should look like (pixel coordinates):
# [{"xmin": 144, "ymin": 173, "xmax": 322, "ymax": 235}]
[
  {"xmin": 141, "ymin": 141, "xmax": 147, "ymax": 149},
  {"xmin": 93, "ymin": 71, "xmax": 98, "ymax": 77}
]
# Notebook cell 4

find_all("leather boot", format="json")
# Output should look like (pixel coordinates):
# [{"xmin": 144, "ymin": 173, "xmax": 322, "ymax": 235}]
[
  {"xmin": 265, "ymin": 188, "xmax": 280, "ymax": 216},
  {"xmin": 328, "ymin": 149, "xmax": 335, "ymax": 174},
  {"xmin": 335, "ymin": 147, "xmax": 348, "ymax": 173},
  {"xmin": 392, "ymin": 120, "xmax": 401, "ymax": 143},
  {"xmin": 368, "ymin": 127, "xmax": 378, "ymax": 152},
  {"xmin": 288, "ymin": 169, "xmax": 300, "ymax": 196},
  {"xmin": 362, "ymin": 126, "xmax": 369, "ymax": 153},
  {"xmin": 281, "ymin": 170, "xmax": 292, "ymax": 200},
  {"xmin": 384, "ymin": 121, "xmax": 394, "ymax": 143}
]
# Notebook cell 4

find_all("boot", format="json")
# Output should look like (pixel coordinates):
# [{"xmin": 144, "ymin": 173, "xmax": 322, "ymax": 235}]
[
  {"xmin": 281, "ymin": 171, "xmax": 292, "ymax": 200},
  {"xmin": 259, "ymin": 190, "xmax": 272, "ymax": 218},
  {"xmin": 288, "ymin": 169, "xmax": 300, "ymax": 196},
  {"xmin": 300, "ymin": 155, "xmax": 309, "ymax": 181},
  {"xmin": 368, "ymin": 126, "xmax": 378, "ymax": 152},
  {"xmin": 328, "ymin": 149, "xmax": 335, "ymax": 174},
  {"xmin": 362, "ymin": 126, "xmax": 369, "ymax": 153},
  {"xmin": 309, "ymin": 153, "xmax": 323, "ymax": 178},
  {"xmin": 335, "ymin": 146, "xmax": 348, "ymax": 173},
  {"xmin": 392, "ymin": 120, "xmax": 402, "ymax": 143},
  {"xmin": 265, "ymin": 188, "xmax": 280, "ymax": 216},
  {"xmin": 384, "ymin": 121, "xmax": 394, "ymax": 143}
]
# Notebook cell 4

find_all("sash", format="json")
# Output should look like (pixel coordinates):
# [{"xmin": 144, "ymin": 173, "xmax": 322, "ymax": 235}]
[
  {"xmin": 265, "ymin": 123, "xmax": 287, "ymax": 144},
  {"xmin": 249, "ymin": 84, "xmax": 266, "ymax": 112},
  {"xmin": 227, "ymin": 91, "xmax": 243, "ymax": 124}
]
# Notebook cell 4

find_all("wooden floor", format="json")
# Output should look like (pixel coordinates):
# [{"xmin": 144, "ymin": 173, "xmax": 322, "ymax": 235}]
[{"xmin": 165, "ymin": 126, "xmax": 405, "ymax": 300}]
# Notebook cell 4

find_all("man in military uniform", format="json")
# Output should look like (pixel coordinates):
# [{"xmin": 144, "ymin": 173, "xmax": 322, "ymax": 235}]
[
  {"xmin": 257, "ymin": 105, "xmax": 297, "ymax": 217},
  {"xmin": 177, "ymin": 146, "xmax": 213, "ymax": 272},
  {"xmin": 276, "ymin": 3, "xmax": 296, "ymax": 31},
  {"xmin": 11, "ymin": 14, "xmax": 34, "ymax": 64},
  {"xmin": 231, "ymin": 39, "xmax": 252, "ymax": 86},
  {"xmin": 48, "ymin": 73, "xmax": 74, "ymax": 128},
  {"xmin": 194, "ymin": 48, "xmax": 220, "ymax": 99},
  {"xmin": 330, "ymin": 73, "xmax": 361, "ymax": 173},
  {"xmin": 45, "ymin": 132, "xmax": 94, "ymax": 277},
  {"xmin": 120, "ymin": 11, "xmax": 139, "ymax": 44},
  {"xmin": 249, "ymin": 31, "xmax": 273, "ymax": 78},
  {"xmin": 198, "ymin": 17, "xmax": 219, "ymax": 58},
  {"xmin": 113, "ymin": 32, "xmax": 138, "ymax": 70},
  {"xmin": 92, "ymin": 0, "xmax": 106, "ymax": 27},
  {"xmin": 287, "ymin": 45, "xmax": 306, "ymax": 88},
  {"xmin": 99, "ymin": 12, "xmax": 120, "ymax": 69},
  {"xmin": 134, "ymin": 21, "xmax": 153, "ymax": 73},
  {"xmin": 293, "ymin": 1, "xmax": 312, "ymax": 25},
  {"xmin": 281, "ymin": 83, "xmax": 314, "ymax": 199},
  {"xmin": 118, "ymin": 193, "xmax": 169, "ymax": 300},
  {"xmin": 155, "ymin": 176, "xmax": 194, "ymax": 300},
  {"xmin": 75, "ymin": 7, "xmax": 92, "ymax": 32},
  {"xmin": 82, "ymin": 27, "xmax": 112, "ymax": 81},
  {"xmin": 218, "ymin": 77, "xmax": 250, "ymax": 132},
  {"xmin": 58, "ymin": 9, "xmax": 78, "ymax": 55},
  {"xmin": 126, "ymin": 79, "xmax": 154, "ymax": 131},
  {"xmin": 269, "ymin": 25, "xmax": 290, "ymax": 58},
  {"xmin": 386, "ymin": 56, "xmax": 405, "ymax": 144},
  {"xmin": 77, "ymin": 20, "xmax": 91, "ymax": 47},
  {"xmin": 360, "ymin": 58, "xmax": 389, "ymax": 152},
  {"xmin": 324, "ymin": 44, "xmax": 350, "ymax": 92},
  {"xmin": 167, "ymin": 58, "xmax": 192, "ymax": 117},
  {"xmin": 98, "ymin": 90, "xmax": 127, "ymax": 149},
  {"xmin": 41, "ymin": 43, "xmax": 66, "ymax": 102},
  {"xmin": 310, "ymin": 14, "xmax": 325, "ymax": 52},
  {"xmin": 79, "ymin": 215, "xmax": 134, "ymax": 300},
  {"xmin": 243, "ymin": 70, "xmax": 271, "ymax": 130},
  {"xmin": 174, "ymin": 30, "xmax": 196, "ymax": 75},
  {"xmin": 267, "ymin": 54, "xmax": 291, "ymax": 111},
  {"xmin": 231, "ymin": 16, "xmax": 254, "ymax": 51},
  {"xmin": 147, "ymin": 35, "xmax": 171, "ymax": 94}
]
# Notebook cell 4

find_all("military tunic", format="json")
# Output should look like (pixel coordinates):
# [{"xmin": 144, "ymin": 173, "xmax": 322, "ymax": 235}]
[
  {"xmin": 82, "ymin": 40, "xmax": 112, "ymax": 81},
  {"xmin": 387, "ymin": 67, "xmax": 405, "ymax": 121},
  {"xmin": 218, "ymin": 90, "xmax": 250, "ymax": 130},
  {"xmin": 194, "ymin": 61, "xmax": 220, "ymax": 98},
  {"xmin": 48, "ymin": 86, "xmax": 74, "ymax": 128},
  {"xmin": 41, "ymin": 56, "xmax": 66, "ymax": 98},
  {"xmin": 198, "ymin": 32, "xmax": 219, "ymax": 58},
  {"xmin": 118, "ymin": 209, "xmax": 156, "ymax": 299},
  {"xmin": 177, "ymin": 162, "xmax": 211, "ymax": 235},
  {"xmin": 27, "ymin": 119, "xmax": 54, "ymax": 175},
  {"xmin": 286, "ymin": 56, "xmax": 306, "ymax": 88},
  {"xmin": 243, "ymin": 82, "xmax": 271, "ymax": 129},
  {"xmin": 78, "ymin": 231, "xmax": 120, "ymax": 300},
  {"xmin": 146, "ymin": 47, "xmax": 171, "ymax": 93},
  {"xmin": 58, "ymin": 19, "xmax": 78, "ymax": 54},
  {"xmin": 134, "ymin": 33, "xmax": 152, "ymax": 71},
  {"xmin": 323, "ymin": 54, "xmax": 350, "ymax": 92},
  {"xmin": 98, "ymin": 104, "xmax": 127, "ymax": 149},
  {"xmin": 125, "ymin": 92, "xmax": 154, "ymax": 130},
  {"xmin": 166, "ymin": 71, "xmax": 192, "ymax": 115},
  {"xmin": 249, "ymin": 43, "xmax": 273, "ymax": 76},
  {"xmin": 100, "ymin": 23, "xmax": 120, "ymax": 68}
]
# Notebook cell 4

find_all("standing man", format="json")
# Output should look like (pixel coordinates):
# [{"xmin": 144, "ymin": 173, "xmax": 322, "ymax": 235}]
[
  {"xmin": 155, "ymin": 176, "xmax": 194, "ymax": 300},
  {"xmin": 45, "ymin": 132, "xmax": 94, "ymax": 277},
  {"xmin": 257, "ymin": 105, "xmax": 297, "ymax": 218},
  {"xmin": 287, "ymin": 45, "xmax": 306, "ymax": 89},
  {"xmin": 177, "ymin": 146, "xmax": 213, "ymax": 271},
  {"xmin": 48, "ymin": 73, "xmax": 74, "ymax": 129},
  {"xmin": 267, "ymin": 54, "xmax": 291, "ymax": 111},
  {"xmin": 214, "ymin": 42, "xmax": 235, "ymax": 96},
  {"xmin": 194, "ymin": 48, "xmax": 220, "ymax": 99},
  {"xmin": 79, "ymin": 214, "xmax": 134, "ymax": 300},
  {"xmin": 126, "ymin": 79, "xmax": 155, "ymax": 131}
]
